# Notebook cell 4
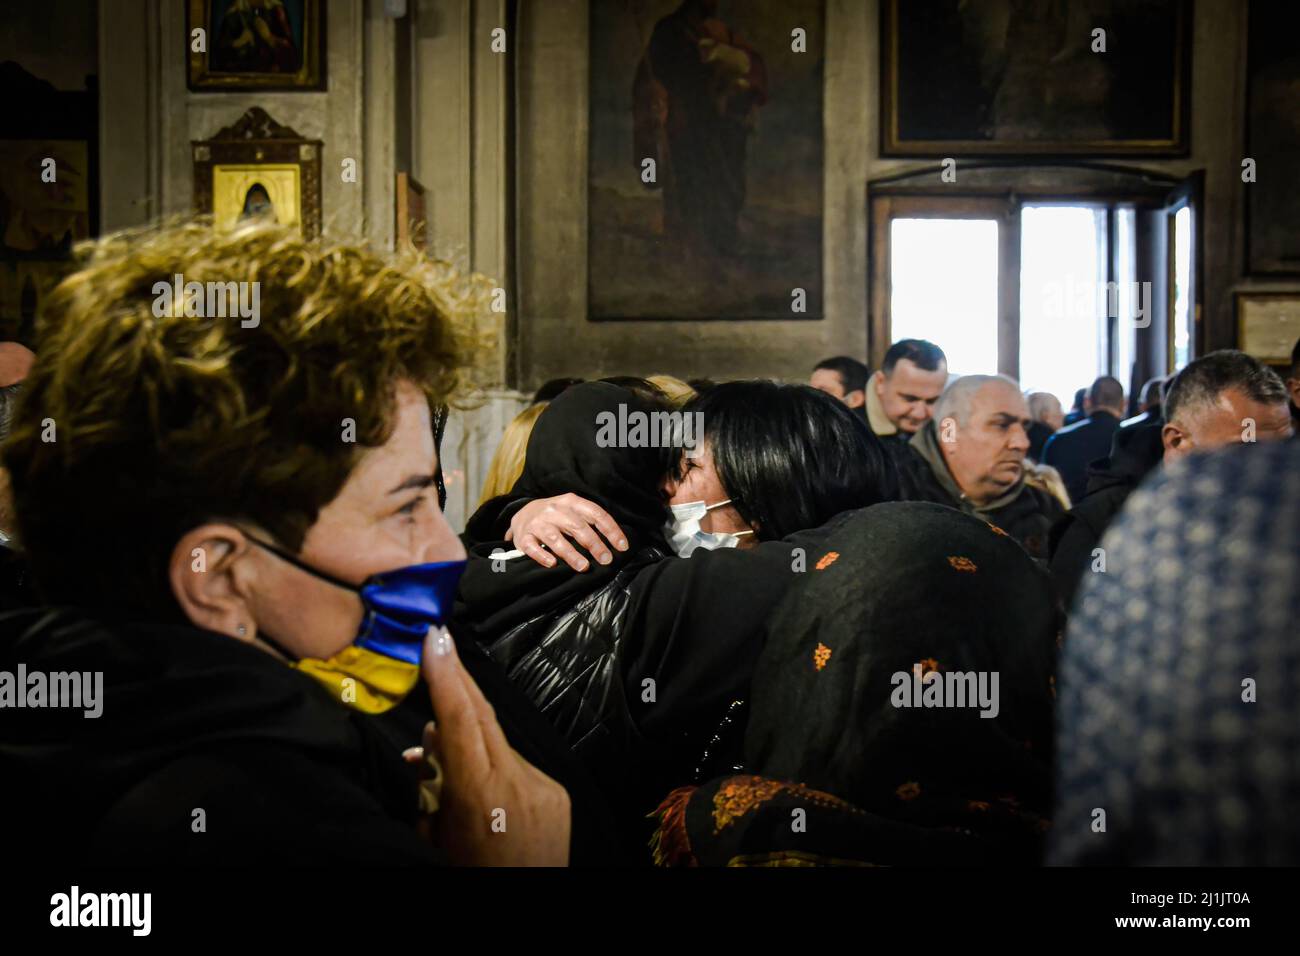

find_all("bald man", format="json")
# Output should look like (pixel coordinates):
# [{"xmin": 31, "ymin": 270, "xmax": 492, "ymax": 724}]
[
  {"xmin": 897, "ymin": 374, "xmax": 1064, "ymax": 560},
  {"xmin": 1041, "ymin": 375, "xmax": 1126, "ymax": 503}
]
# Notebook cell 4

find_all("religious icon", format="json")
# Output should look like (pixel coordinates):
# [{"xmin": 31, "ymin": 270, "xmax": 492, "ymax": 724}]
[
  {"xmin": 188, "ymin": 0, "xmax": 325, "ymax": 91},
  {"xmin": 192, "ymin": 108, "xmax": 322, "ymax": 238},
  {"xmin": 589, "ymin": 0, "xmax": 825, "ymax": 321},
  {"xmin": 239, "ymin": 183, "xmax": 278, "ymax": 223},
  {"xmin": 881, "ymin": 0, "xmax": 1190, "ymax": 156},
  {"xmin": 212, "ymin": 166, "xmax": 300, "ymax": 232}
]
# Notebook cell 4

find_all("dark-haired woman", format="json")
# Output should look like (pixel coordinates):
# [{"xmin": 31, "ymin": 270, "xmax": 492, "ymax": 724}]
[
  {"xmin": 507, "ymin": 379, "xmax": 902, "ymax": 566},
  {"xmin": 455, "ymin": 380, "xmax": 899, "ymax": 853}
]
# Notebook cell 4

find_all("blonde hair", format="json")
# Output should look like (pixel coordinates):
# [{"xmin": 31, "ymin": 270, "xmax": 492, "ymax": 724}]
[
  {"xmin": 646, "ymin": 374, "xmax": 696, "ymax": 408},
  {"xmin": 1025, "ymin": 461, "xmax": 1071, "ymax": 511},
  {"xmin": 5, "ymin": 218, "xmax": 486, "ymax": 606},
  {"xmin": 478, "ymin": 402, "xmax": 548, "ymax": 506}
]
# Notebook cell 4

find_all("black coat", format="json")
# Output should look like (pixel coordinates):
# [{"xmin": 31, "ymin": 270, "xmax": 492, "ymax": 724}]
[
  {"xmin": 1041, "ymin": 411, "xmax": 1122, "ymax": 504},
  {"xmin": 1048, "ymin": 421, "xmax": 1164, "ymax": 612},
  {"xmin": 0, "ymin": 605, "xmax": 625, "ymax": 866},
  {"xmin": 0, "ymin": 607, "xmax": 437, "ymax": 865}
]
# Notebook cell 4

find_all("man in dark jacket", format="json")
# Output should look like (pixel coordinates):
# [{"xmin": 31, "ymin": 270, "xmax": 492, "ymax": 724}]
[
  {"xmin": 863, "ymin": 339, "xmax": 949, "ymax": 447},
  {"xmin": 1048, "ymin": 421, "xmax": 1163, "ymax": 611},
  {"xmin": 1118, "ymin": 375, "xmax": 1167, "ymax": 434},
  {"xmin": 1041, "ymin": 375, "xmax": 1125, "ymax": 503},
  {"xmin": 1026, "ymin": 391, "xmax": 1064, "ymax": 461},
  {"xmin": 1050, "ymin": 350, "xmax": 1294, "ymax": 611},
  {"xmin": 897, "ymin": 374, "xmax": 1063, "ymax": 561},
  {"xmin": 809, "ymin": 355, "xmax": 870, "ymax": 419}
]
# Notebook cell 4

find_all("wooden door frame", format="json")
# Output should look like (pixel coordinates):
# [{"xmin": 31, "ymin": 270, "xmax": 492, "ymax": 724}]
[
  {"xmin": 868, "ymin": 194, "xmax": 1013, "ymax": 373},
  {"xmin": 868, "ymin": 185, "xmax": 1177, "ymax": 382}
]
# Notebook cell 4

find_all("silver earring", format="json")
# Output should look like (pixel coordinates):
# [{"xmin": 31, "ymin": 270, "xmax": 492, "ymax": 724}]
[{"xmin": 236, "ymin": 623, "xmax": 247, "ymax": 636}]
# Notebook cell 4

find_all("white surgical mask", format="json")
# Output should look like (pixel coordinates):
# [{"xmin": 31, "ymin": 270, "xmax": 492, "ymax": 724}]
[{"xmin": 665, "ymin": 498, "xmax": 754, "ymax": 558}]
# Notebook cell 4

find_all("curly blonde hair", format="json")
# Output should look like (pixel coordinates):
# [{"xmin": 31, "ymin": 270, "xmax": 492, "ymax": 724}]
[{"xmin": 3, "ymin": 220, "xmax": 484, "ymax": 607}]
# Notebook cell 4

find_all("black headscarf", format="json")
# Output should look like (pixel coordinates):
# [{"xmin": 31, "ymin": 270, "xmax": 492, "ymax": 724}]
[
  {"xmin": 455, "ymin": 382, "xmax": 670, "ymax": 642},
  {"xmin": 463, "ymin": 382, "xmax": 668, "ymax": 546},
  {"xmin": 654, "ymin": 501, "xmax": 1060, "ymax": 866}
]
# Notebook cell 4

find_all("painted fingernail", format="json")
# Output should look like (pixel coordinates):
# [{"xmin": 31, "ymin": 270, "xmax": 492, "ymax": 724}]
[
  {"xmin": 598, "ymin": 552, "xmax": 612, "ymax": 565},
  {"xmin": 432, "ymin": 628, "xmax": 453, "ymax": 657},
  {"xmin": 402, "ymin": 746, "xmax": 424, "ymax": 761},
  {"xmin": 576, "ymin": 559, "xmax": 589, "ymax": 571},
  {"xmin": 617, "ymin": 538, "xmax": 628, "ymax": 550}
]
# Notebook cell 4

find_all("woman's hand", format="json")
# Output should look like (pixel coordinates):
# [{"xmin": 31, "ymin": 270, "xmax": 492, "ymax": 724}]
[
  {"xmin": 505, "ymin": 493, "xmax": 629, "ymax": 572},
  {"xmin": 418, "ymin": 628, "xmax": 571, "ymax": 866}
]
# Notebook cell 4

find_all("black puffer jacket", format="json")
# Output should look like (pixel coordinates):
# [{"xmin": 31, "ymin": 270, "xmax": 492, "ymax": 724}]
[
  {"xmin": 475, "ymin": 543, "xmax": 668, "ymax": 767},
  {"xmin": 457, "ymin": 521, "xmax": 850, "ymax": 851}
]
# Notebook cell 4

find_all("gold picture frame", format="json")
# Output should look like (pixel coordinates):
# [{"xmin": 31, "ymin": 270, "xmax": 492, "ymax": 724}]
[
  {"xmin": 187, "ymin": 0, "xmax": 326, "ymax": 92},
  {"xmin": 192, "ymin": 108, "xmax": 321, "ymax": 238},
  {"xmin": 212, "ymin": 164, "xmax": 301, "ymax": 231},
  {"xmin": 1236, "ymin": 292, "xmax": 1300, "ymax": 364},
  {"xmin": 881, "ymin": 0, "xmax": 1191, "ymax": 157}
]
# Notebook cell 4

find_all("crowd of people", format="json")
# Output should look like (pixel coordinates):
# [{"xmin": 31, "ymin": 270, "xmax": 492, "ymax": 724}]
[{"xmin": 0, "ymin": 221, "xmax": 1297, "ymax": 867}]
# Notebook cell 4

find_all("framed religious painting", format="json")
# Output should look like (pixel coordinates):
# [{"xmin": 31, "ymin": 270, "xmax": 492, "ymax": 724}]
[
  {"xmin": 881, "ymin": 0, "xmax": 1191, "ymax": 156},
  {"xmin": 188, "ymin": 0, "xmax": 326, "ymax": 92},
  {"xmin": 588, "ymin": 0, "xmax": 825, "ymax": 320},
  {"xmin": 1244, "ymin": 1, "xmax": 1300, "ymax": 275},
  {"xmin": 192, "ymin": 108, "xmax": 322, "ymax": 238}
]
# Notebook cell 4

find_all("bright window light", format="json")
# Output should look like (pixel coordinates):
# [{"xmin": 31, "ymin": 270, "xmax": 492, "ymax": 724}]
[
  {"xmin": 1114, "ymin": 207, "xmax": 1136, "ymax": 389},
  {"xmin": 1019, "ymin": 205, "xmax": 1105, "ymax": 408},
  {"xmin": 890, "ymin": 218, "xmax": 999, "ymax": 377},
  {"xmin": 1172, "ymin": 205, "xmax": 1192, "ymax": 370}
]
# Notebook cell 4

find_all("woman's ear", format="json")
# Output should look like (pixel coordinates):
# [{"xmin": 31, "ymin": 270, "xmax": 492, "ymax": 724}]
[{"xmin": 168, "ymin": 524, "xmax": 259, "ymax": 642}]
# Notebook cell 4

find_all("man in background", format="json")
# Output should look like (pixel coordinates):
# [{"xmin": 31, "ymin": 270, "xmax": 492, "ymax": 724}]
[
  {"xmin": 1026, "ymin": 391, "xmax": 1064, "ymax": 461},
  {"xmin": 1050, "ymin": 350, "xmax": 1293, "ymax": 610},
  {"xmin": 865, "ymin": 339, "xmax": 948, "ymax": 445},
  {"xmin": 898, "ymin": 374, "xmax": 1063, "ymax": 560},
  {"xmin": 1063, "ymin": 388, "xmax": 1087, "ymax": 427},
  {"xmin": 1119, "ymin": 375, "xmax": 1167, "ymax": 434},
  {"xmin": 810, "ymin": 355, "xmax": 870, "ymax": 418},
  {"xmin": 1042, "ymin": 375, "xmax": 1125, "ymax": 503}
]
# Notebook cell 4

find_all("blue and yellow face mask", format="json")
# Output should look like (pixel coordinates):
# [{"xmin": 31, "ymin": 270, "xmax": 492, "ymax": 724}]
[{"xmin": 247, "ymin": 536, "xmax": 467, "ymax": 714}]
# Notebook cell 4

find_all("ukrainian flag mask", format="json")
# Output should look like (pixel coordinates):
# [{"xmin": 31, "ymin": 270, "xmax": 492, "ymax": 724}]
[{"xmin": 247, "ymin": 536, "xmax": 467, "ymax": 714}]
